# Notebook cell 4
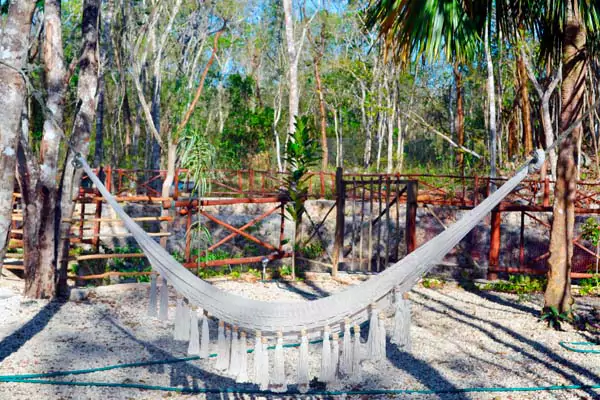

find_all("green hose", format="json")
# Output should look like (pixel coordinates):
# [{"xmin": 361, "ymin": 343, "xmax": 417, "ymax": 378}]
[
  {"xmin": 1, "ymin": 339, "xmax": 598, "ymax": 395},
  {"xmin": 559, "ymin": 341, "xmax": 600, "ymax": 354},
  {"xmin": 2, "ymin": 377, "xmax": 600, "ymax": 396}
]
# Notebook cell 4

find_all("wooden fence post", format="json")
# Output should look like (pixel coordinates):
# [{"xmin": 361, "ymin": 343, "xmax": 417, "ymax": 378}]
[
  {"xmin": 488, "ymin": 208, "xmax": 501, "ymax": 280},
  {"xmin": 332, "ymin": 167, "xmax": 345, "ymax": 277},
  {"xmin": 406, "ymin": 181, "xmax": 418, "ymax": 254}
]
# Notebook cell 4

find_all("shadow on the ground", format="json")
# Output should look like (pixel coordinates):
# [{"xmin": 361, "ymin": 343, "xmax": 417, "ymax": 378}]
[
  {"xmin": 385, "ymin": 340, "xmax": 470, "ymax": 400},
  {"xmin": 457, "ymin": 282, "xmax": 541, "ymax": 317},
  {"xmin": 0, "ymin": 298, "xmax": 66, "ymax": 363},
  {"xmin": 277, "ymin": 279, "xmax": 330, "ymax": 300},
  {"xmin": 412, "ymin": 290, "xmax": 600, "ymax": 397}
]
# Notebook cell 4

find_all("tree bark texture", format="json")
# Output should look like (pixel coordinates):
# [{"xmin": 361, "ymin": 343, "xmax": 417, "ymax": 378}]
[
  {"xmin": 283, "ymin": 0, "xmax": 299, "ymax": 137},
  {"xmin": 0, "ymin": 0, "xmax": 36, "ymax": 268},
  {"xmin": 517, "ymin": 54, "xmax": 534, "ymax": 154},
  {"xmin": 453, "ymin": 63, "xmax": 465, "ymax": 170},
  {"xmin": 57, "ymin": 0, "xmax": 100, "ymax": 295},
  {"xmin": 545, "ymin": 3, "xmax": 587, "ymax": 314},
  {"xmin": 18, "ymin": 0, "xmax": 67, "ymax": 298}
]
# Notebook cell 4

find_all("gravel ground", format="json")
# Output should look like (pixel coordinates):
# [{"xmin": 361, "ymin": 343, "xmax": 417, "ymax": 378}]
[{"xmin": 0, "ymin": 276, "xmax": 599, "ymax": 400}]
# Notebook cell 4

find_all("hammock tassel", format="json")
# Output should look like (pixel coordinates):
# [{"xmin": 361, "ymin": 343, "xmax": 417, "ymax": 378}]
[
  {"xmin": 271, "ymin": 331, "xmax": 287, "ymax": 392},
  {"xmin": 329, "ymin": 332, "xmax": 340, "ymax": 385},
  {"xmin": 252, "ymin": 331, "xmax": 263, "ymax": 385},
  {"xmin": 180, "ymin": 301, "xmax": 190, "ymax": 342},
  {"xmin": 199, "ymin": 311, "xmax": 210, "ymax": 359},
  {"xmin": 297, "ymin": 328, "xmax": 310, "ymax": 392},
  {"xmin": 158, "ymin": 276, "xmax": 169, "ymax": 321},
  {"xmin": 259, "ymin": 337, "xmax": 270, "ymax": 391},
  {"xmin": 392, "ymin": 290, "xmax": 411, "ymax": 351},
  {"xmin": 236, "ymin": 331, "xmax": 249, "ymax": 383},
  {"xmin": 228, "ymin": 326, "xmax": 241, "ymax": 377},
  {"xmin": 215, "ymin": 321, "xmax": 228, "ymax": 371},
  {"xmin": 340, "ymin": 318, "xmax": 353, "ymax": 376},
  {"xmin": 187, "ymin": 307, "xmax": 200, "ymax": 356},
  {"xmin": 173, "ymin": 298, "xmax": 184, "ymax": 340},
  {"xmin": 319, "ymin": 326, "xmax": 331, "ymax": 383},
  {"xmin": 351, "ymin": 324, "xmax": 362, "ymax": 381},
  {"xmin": 366, "ymin": 304, "xmax": 383, "ymax": 360},
  {"xmin": 147, "ymin": 273, "xmax": 158, "ymax": 317}
]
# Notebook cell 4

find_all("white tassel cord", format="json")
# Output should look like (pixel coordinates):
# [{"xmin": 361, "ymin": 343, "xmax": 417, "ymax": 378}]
[
  {"xmin": 378, "ymin": 312, "xmax": 387, "ymax": 357},
  {"xmin": 147, "ymin": 273, "xmax": 157, "ymax": 317},
  {"xmin": 173, "ymin": 298, "xmax": 183, "ymax": 340},
  {"xmin": 215, "ymin": 321, "xmax": 228, "ymax": 371},
  {"xmin": 228, "ymin": 327, "xmax": 241, "ymax": 378},
  {"xmin": 158, "ymin": 276, "xmax": 169, "ymax": 321},
  {"xmin": 329, "ymin": 332, "xmax": 340, "ymax": 384},
  {"xmin": 187, "ymin": 308, "xmax": 200, "ymax": 356},
  {"xmin": 271, "ymin": 331, "xmax": 287, "ymax": 392},
  {"xmin": 366, "ymin": 305, "xmax": 381, "ymax": 360},
  {"xmin": 236, "ymin": 331, "xmax": 249, "ymax": 383},
  {"xmin": 392, "ymin": 291, "xmax": 411, "ymax": 351},
  {"xmin": 259, "ymin": 337, "xmax": 270, "ymax": 391},
  {"xmin": 319, "ymin": 327, "xmax": 331, "ymax": 383},
  {"xmin": 351, "ymin": 324, "xmax": 362, "ymax": 381},
  {"xmin": 297, "ymin": 329, "xmax": 310, "ymax": 392},
  {"xmin": 252, "ymin": 331, "xmax": 263, "ymax": 385},
  {"xmin": 180, "ymin": 301, "xmax": 190, "ymax": 342},
  {"xmin": 340, "ymin": 318, "xmax": 353, "ymax": 376},
  {"xmin": 199, "ymin": 312, "xmax": 210, "ymax": 359}
]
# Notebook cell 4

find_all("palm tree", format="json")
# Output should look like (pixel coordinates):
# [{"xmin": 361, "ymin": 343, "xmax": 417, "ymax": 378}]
[{"xmin": 367, "ymin": 0, "xmax": 600, "ymax": 315}]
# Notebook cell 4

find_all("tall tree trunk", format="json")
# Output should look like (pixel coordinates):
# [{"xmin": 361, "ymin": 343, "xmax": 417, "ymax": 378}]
[
  {"xmin": 56, "ymin": 0, "xmax": 100, "ymax": 295},
  {"xmin": 544, "ymin": 3, "xmax": 586, "ymax": 314},
  {"xmin": 0, "ymin": 0, "xmax": 36, "ymax": 265},
  {"xmin": 386, "ymin": 69, "xmax": 396, "ymax": 174},
  {"xmin": 314, "ymin": 56, "xmax": 328, "ymax": 170},
  {"xmin": 517, "ymin": 54, "xmax": 534, "ymax": 154},
  {"xmin": 94, "ymin": 72, "xmax": 105, "ymax": 167},
  {"xmin": 283, "ymin": 0, "xmax": 299, "ymax": 137},
  {"xmin": 485, "ymin": 18, "xmax": 497, "ymax": 186},
  {"xmin": 361, "ymin": 83, "xmax": 372, "ymax": 168},
  {"xmin": 453, "ymin": 63, "xmax": 465, "ymax": 171},
  {"xmin": 19, "ymin": 0, "xmax": 67, "ymax": 298}
]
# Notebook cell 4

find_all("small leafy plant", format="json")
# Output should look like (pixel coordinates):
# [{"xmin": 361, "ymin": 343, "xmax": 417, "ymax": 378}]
[
  {"xmin": 540, "ymin": 306, "xmax": 571, "ymax": 330},
  {"xmin": 282, "ymin": 117, "xmax": 321, "ymax": 279}
]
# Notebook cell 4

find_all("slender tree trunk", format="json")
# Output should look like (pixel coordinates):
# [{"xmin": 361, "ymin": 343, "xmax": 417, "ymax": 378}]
[
  {"xmin": 314, "ymin": 56, "xmax": 328, "ymax": 170},
  {"xmin": 94, "ymin": 72, "xmax": 105, "ymax": 167},
  {"xmin": 361, "ymin": 84, "xmax": 372, "ymax": 168},
  {"xmin": 517, "ymin": 54, "xmax": 534, "ymax": 154},
  {"xmin": 453, "ymin": 63, "xmax": 465, "ymax": 170},
  {"xmin": 0, "ymin": 0, "xmax": 36, "ymax": 265},
  {"xmin": 56, "ymin": 0, "xmax": 100, "ymax": 295},
  {"xmin": 544, "ymin": 2, "xmax": 586, "ymax": 314},
  {"xmin": 485, "ymin": 18, "xmax": 497, "ymax": 186},
  {"xmin": 19, "ymin": 0, "xmax": 67, "ymax": 298},
  {"xmin": 283, "ymin": 0, "xmax": 299, "ymax": 136}
]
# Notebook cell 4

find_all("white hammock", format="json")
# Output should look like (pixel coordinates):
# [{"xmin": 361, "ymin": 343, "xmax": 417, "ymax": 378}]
[{"xmin": 80, "ymin": 155, "xmax": 537, "ymax": 336}]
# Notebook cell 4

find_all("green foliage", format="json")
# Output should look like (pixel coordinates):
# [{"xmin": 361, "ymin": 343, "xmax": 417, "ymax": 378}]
[
  {"xmin": 283, "ymin": 117, "xmax": 321, "ymax": 224},
  {"xmin": 298, "ymin": 242, "xmax": 325, "ymax": 259},
  {"xmin": 105, "ymin": 245, "xmax": 151, "ymax": 283},
  {"xmin": 581, "ymin": 217, "xmax": 600, "ymax": 247},
  {"xmin": 177, "ymin": 127, "xmax": 215, "ymax": 197},
  {"xmin": 577, "ymin": 275, "xmax": 600, "ymax": 296},
  {"xmin": 421, "ymin": 277, "xmax": 446, "ymax": 289},
  {"xmin": 483, "ymin": 274, "xmax": 546, "ymax": 295},
  {"xmin": 217, "ymin": 74, "xmax": 274, "ymax": 168},
  {"xmin": 540, "ymin": 306, "xmax": 571, "ymax": 330}
]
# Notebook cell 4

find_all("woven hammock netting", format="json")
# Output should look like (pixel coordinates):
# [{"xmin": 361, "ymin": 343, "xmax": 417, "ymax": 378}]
[{"xmin": 78, "ymin": 151, "xmax": 543, "ymax": 389}]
